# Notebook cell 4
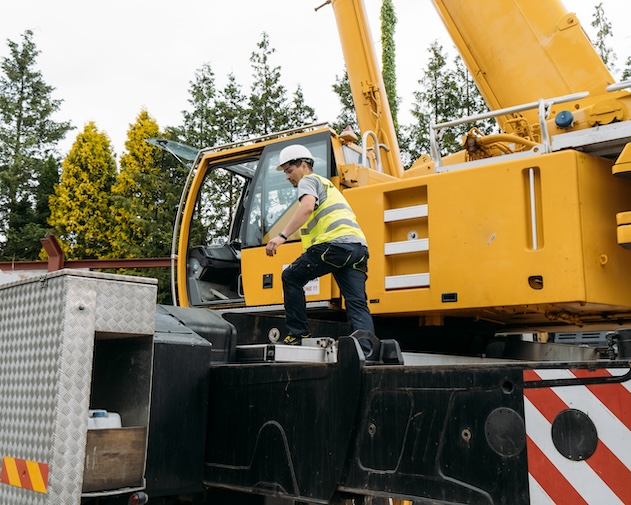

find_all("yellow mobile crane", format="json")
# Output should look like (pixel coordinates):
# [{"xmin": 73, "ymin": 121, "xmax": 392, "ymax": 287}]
[{"xmin": 175, "ymin": 0, "xmax": 631, "ymax": 338}]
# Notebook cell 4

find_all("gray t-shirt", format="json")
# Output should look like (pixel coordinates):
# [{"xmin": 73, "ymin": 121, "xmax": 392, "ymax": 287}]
[{"xmin": 298, "ymin": 175, "xmax": 367, "ymax": 247}]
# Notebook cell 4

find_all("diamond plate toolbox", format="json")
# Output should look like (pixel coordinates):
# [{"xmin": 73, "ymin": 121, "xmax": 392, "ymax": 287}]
[{"xmin": 0, "ymin": 270, "xmax": 157, "ymax": 505}]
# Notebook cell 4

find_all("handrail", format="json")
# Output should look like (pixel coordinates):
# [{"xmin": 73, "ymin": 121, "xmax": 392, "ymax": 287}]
[
  {"xmin": 361, "ymin": 130, "xmax": 388, "ymax": 172},
  {"xmin": 607, "ymin": 80, "xmax": 631, "ymax": 92},
  {"xmin": 429, "ymin": 91, "xmax": 589, "ymax": 167}
]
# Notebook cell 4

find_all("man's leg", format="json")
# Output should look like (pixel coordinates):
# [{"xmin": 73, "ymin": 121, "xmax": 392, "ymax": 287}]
[
  {"xmin": 281, "ymin": 246, "xmax": 336, "ymax": 338},
  {"xmin": 333, "ymin": 245, "xmax": 375, "ymax": 334}
]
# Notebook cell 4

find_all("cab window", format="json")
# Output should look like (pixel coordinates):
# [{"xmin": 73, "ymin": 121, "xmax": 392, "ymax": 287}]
[{"xmin": 241, "ymin": 133, "xmax": 331, "ymax": 248}]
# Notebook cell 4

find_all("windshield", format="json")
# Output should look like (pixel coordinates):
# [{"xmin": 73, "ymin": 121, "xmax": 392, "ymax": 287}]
[{"xmin": 241, "ymin": 133, "xmax": 331, "ymax": 248}]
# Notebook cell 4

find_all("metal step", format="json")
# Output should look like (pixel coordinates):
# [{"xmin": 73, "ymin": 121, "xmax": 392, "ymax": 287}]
[{"xmin": 236, "ymin": 337, "xmax": 338, "ymax": 363}]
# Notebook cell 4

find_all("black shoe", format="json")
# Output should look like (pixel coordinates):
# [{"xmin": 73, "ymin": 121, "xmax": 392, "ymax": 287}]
[{"xmin": 283, "ymin": 334, "xmax": 310, "ymax": 345}]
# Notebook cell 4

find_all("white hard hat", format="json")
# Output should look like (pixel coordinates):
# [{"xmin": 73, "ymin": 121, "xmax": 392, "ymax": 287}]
[{"xmin": 276, "ymin": 144, "xmax": 314, "ymax": 171}]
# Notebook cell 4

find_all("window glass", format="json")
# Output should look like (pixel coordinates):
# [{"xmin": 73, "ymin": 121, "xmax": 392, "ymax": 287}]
[
  {"xmin": 342, "ymin": 144, "xmax": 362, "ymax": 165},
  {"xmin": 241, "ymin": 133, "xmax": 331, "ymax": 248},
  {"xmin": 190, "ymin": 161, "xmax": 254, "ymax": 247}
]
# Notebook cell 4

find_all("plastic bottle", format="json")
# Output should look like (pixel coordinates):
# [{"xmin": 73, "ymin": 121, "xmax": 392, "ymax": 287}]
[{"xmin": 88, "ymin": 409, "xmax": 122, "ymax": 429}]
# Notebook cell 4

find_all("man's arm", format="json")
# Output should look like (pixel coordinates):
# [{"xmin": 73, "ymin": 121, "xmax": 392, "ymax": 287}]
[{"xmin": 265, "ymin": 195, "xmax": 316, "ymax": 256}]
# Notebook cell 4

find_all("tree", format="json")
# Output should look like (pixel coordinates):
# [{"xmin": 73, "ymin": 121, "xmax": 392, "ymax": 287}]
[
  {"xmin": 247, "ymin": 33, "xmax": 291, "ymax": 135},
  {"xmin": 108, "ymin": 110, "xmax": 184, "ymax": 304},
  {"xmin": 331, "ymin": 70, "xmax": 359, "ymax": 135},
  {"xmin": 403, "ymin": 41, "xmax": 491, "ymax": 165},
  {"xmin": 0, "ymin": 30, "xmax": 72, "ymax": 260},
  {"xmin": 288, "ymin": 85, "xmax": 318, "ymax": 127},
  {"xmin": 451, "ymin": 55, "xmax": 494, "ymax": 135},
  {"xmin": 622, "ymin": 56, "xmax": 631, "ymax": 81},
  {"xmin": 591, "ymin": 2, "xmax": 615, "ymax": 69},
  {"xmin": 2, "ymin": 155, "xmax": 60, "ymax": 260},
  {"xmin": 214, "ymin": 73, "xmax": 248, "ymax": 145},
  {"xmin": 48, "ymin": 122, "xmax": 116, "ymax": 259},
  {"xmin": 180, "ymin": 62, "xmax": 219, "ymax": 149},
  {"xmin": 109, "ymin": 110, "xmax": 164, "ymax": 259},
  {"xmin": 381, "ymin": 0, "xmax": 398, "ymax": 129},
  {"xmin": 179, "ymin": 67, "xmax": 247, "ymax": 246},
  {"xmin": 406, "ymin": 42, "xmax": 460, "ymax": 158}
]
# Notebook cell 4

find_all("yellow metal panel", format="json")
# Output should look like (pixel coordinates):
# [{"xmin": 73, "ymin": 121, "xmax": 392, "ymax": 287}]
[
  {"xmin": 432, "ymin": 0, "xmax": 614, "ymax": 126},
  {"xmin": 347, "ymin": 150, "xmax": 631, "ymax": 324},
  {"xmin": 618, "ymin": 225, "xmax": 631, "ymax": 249},
  {"xmin": 241, "ymin": 244, "xmax": 336, "ymax": 307},
  {"xmin": 613, "ymin": 142, "xmax": 631, "ymax": 177},
  {"xmin": 330, "ymin": 0, "xmax": 403, "ymax": 178},
  {"xmin": 578, "ymin": 155, "xmax": 631, "ymax": 304}
]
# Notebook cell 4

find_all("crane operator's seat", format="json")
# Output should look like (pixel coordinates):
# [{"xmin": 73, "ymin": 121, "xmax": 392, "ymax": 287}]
[{"xmin": 187, "ymin": 242, "xmax": 242, "ymax": 304}]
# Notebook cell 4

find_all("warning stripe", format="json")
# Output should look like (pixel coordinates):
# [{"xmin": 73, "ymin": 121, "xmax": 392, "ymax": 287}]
[
  {"xmin": 570, "ymin": 369, "xmax": 631, "ymax": 431},
  {"xmin": 0, "ymin": 456, "xmax": 48, "ymax": 494},
  {"xmin": 533, "ymin": 369, "xmax": 631, "ymax": 469},
  {"xmin": 525, "ymin": 397, "xmax": 624, "ymax": 504},
  {"xmin": 524, "ymin": 369, "xmax": 631, "ymax": 504},
  {"xmin": 526, "ymin": 436, "xmax": 588, "ymax": 505}
]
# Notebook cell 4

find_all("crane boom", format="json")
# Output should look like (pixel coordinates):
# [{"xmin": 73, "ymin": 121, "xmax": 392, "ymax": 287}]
[
  {"xmin": 330, "ymin": 0, "xmax": 404, "ymax": 178},
  {"xmin": 431, "ymin": 0, "xmax": 617, "ymax": 125}
]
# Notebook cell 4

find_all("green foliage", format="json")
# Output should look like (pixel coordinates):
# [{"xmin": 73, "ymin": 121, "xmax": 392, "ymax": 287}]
[
  {"xmin": 247, "ymin": 33, "xmax": 291, "ymax": 135},
  {"xmin": 289, "ymin": 85, "xmax": 318, "ymax": 128},
  {"xmin": 402, "ymin": 41, "xmax": 492, "ymax": 164},
  {"xmin": 0, "ymin": 30, "xmax": 72, "ymax": 260},
  {"xmin": 380, "ymin": 0, "xmax": 398, "ymax": 129},
  {"xmin": 181, "ymin": 63, "xmax": 218, "ymax": 149},
  {"xmin": 109, "ymin": 110, "xmax": 164, "ymax": 258},
  {"xmin": 214, "ymin": 73, "xmax": 248, "ymax": 144},
  {"xmin": 48, "ymin": 122, "xmax": 116, "ymax": 259},
  {"xmin": 331, "ymin": 70, "xmax": 358, "ymax": 135},
  {"xmin": 107, "ymin": 110, "xmax": 189, "ymax": 304},
  {"xmin": 172, "ymin": 32, "xmax": 318, "ymax": 274},
  {"xmin": 591, "ymin": 3, "xmax": 615, "ymax": 69},
  {"xmin": 623, "ymin": 56, "xmax": 631, "ymax": 81}
]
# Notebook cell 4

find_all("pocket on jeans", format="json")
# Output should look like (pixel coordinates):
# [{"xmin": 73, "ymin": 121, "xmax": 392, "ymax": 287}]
[
  {"xmin": 321, "ymin": 245, "xmax": 352, "ymax": 268},
  {"xmin": 352, "ymin": 253, "xmax": 368, "ymax": 273}
]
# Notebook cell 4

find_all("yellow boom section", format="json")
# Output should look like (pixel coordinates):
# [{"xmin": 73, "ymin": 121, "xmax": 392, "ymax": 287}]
[
  {"xmin": 330, "ymin": 0, "xmax": 404, "ymax": 179},
  {"xmin": 432, "ymin": 0, "xmax": 616, "ymax": 125}
]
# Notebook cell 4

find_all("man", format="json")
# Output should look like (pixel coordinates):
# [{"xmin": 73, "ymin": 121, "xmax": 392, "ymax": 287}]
[{"xmin": 266, "ymin": 144, "xmax": 375, "ymax": 345}]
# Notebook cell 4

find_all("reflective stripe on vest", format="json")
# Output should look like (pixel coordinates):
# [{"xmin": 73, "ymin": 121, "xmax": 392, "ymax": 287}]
[{"xmin": 300, "ymin": 174, "xmax": 366, "ymax": 249}]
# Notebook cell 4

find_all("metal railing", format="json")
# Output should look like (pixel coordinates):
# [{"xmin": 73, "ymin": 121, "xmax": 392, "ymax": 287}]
[{"xmin": 429, "ymin": 91, "xmax": 589, "ymax": 168}]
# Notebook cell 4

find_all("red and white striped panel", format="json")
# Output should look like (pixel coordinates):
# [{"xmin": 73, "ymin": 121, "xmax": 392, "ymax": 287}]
[{"xmin": 524, "ymin": 368, "xmax": 631, "ymax": 504}]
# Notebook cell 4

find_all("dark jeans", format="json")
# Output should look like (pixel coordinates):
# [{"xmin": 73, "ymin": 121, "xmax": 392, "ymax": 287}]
[{"xmin": 281, "ymin": 242, "xmax": 375, "ymax": 338}]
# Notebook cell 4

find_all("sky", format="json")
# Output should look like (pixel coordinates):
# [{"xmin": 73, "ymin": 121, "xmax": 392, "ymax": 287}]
[{"xmin": 1, "ymin": 0, "xmax": 630, "ymax": 158}]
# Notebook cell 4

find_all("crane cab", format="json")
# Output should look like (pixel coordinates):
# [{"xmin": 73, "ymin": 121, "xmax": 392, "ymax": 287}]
[{"xmin": 176, "ymin": 127, "xmax": 367, "ymax": 313}]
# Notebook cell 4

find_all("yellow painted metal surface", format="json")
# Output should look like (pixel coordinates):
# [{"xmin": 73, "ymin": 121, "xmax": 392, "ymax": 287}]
[
  {"xmin": 330, "ymin": 0, "xmax": 403, "ymax": 178},
  {"xmin": 344, "ymin": 149, "xmax": 631, "ymax": 327},
  {"xmin": 175, "ymin": 0, "xmax": 631, "ymax": 333},
  {"xmin": 241, "ymin": 242, "xmax": 339, "ymax": 307},
  {"xmin": 432, "ymin": 0, "xmax": 615, "ymax": 122}
]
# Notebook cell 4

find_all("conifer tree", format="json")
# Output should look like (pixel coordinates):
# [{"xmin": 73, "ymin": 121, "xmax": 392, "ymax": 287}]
[
  {"xmin": 0, "ymin": 30, "xmax": 72, "ymax": 260},
  {"xmin": 622, "ymin": 56, "xmax": 631, "ymax": 81},
  {"xmin": 331, "ymin": 70, "xmax": 359, "ymax": 135},
  {"xmin": 381, "ymin": 0, "xmax": 398, "ymax": 129},
  {"xmin": 48, "ymin": 122, "xmax": 116, "ymax": 258},
  {"xmin": 404, "ymin": 41, "xmax": 491, "ymax": 164},
  {"xmin": 451, "ymin": 55, "xmax": 494, "ymax": 135},
  {"xmin": 181, "ymin": 62, "xmax": 218, "ymax": 149},
  {"xmin": 180, "ymin": 67, "xmax": 247, "ymax": 246},
  {"xmin": 109, "ymin": 110, "xmax": 164, "ymax": 259},
  {"xmin": 109, "ymin": 110, "xmax": 183, "ymax": 303},
  {"xmin": 591, "ymin": 2, "xmax": 615, "ymax": 69},
  {"xmin": 214, "ymin": 73, "xmax": 248, "ymax": 145},
  {"xmin": 405, "ymin": 42, "xmax": 457, "ymax": 160},
  {"xmin": 247, "ymin": 33, "xmax": 291, "ymax": 135},
  {"xmin": 289, "ymin": 85, "xmax": 318, "ymax": 127}
]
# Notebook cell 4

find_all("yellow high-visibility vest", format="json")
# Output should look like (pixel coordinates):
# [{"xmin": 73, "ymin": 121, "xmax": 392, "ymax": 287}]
[{"xmin": 300, "ymin": 173, "xmax": 366, "ymax": 250}]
